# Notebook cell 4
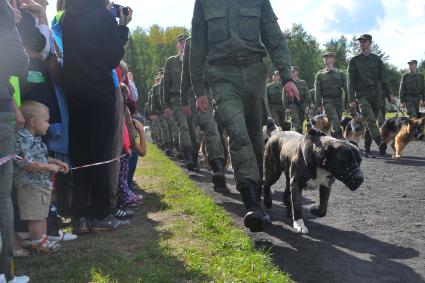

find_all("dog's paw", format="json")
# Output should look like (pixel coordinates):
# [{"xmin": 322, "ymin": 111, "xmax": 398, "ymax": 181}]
[
  {"xmin": 392, "ymin": 154, "xmax": 401, "ymax": 160},
  {"xmin": 293, "ymin": 219, "xmax": 309, "ymax": 234},
  {"xmin": 310, "ymin": 206, "xmax": 326, "ymax": 218}
]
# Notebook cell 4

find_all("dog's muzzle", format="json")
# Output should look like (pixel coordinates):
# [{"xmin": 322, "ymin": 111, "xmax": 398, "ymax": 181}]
[{"xmin": 336, "ymin": 164, "xmax": 364, "ymax": 191}]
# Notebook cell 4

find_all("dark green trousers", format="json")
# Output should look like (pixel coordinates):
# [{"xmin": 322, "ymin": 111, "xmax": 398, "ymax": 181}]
[
  {"xmin": 323, "ymin": 99, "xmax": 343, "ymax": 133},
  {"xmin": 405, "ymin": 96, "xmax": 421, "ymax": 117},
  {"xmin": 207, "ymin": 61, "xmax": 267, "ymax": 190}
]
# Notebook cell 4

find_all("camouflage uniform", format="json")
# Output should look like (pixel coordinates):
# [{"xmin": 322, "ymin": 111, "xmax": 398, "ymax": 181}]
[
  {"xmin": 399, "ymin": 69, "xmax": 424, "ymax": 118},
  {"xmin": 150, "ymin": 83, "xmax": 172, "ymax": 147},
  {"xmin": 284, "ymin": 78, "xmax": 309, "ymax": 133},
  {"xmin": 147, "ymin": 89, "xmax": 161, "ymax": 143},
  {"xmin": 190, "ymin": 0, "xmax": 293, "ymax": 231},
  {"xmin": 160, "ymin": 76, "xmax": 179, "ymax": 148},
  {"xmin": 181, "ymin": 37, "xmax": 225, "ymax": 168},
  {"xmin": 348, "ymin": 35, "xmax": 391, "ymax": 155},
  {"xmin": 315, "ymin": 65, "xmax": 348, "ymax": 137},
  {"xmin": 266, "ymin": 81, "xmax": 285, "ymax": 129},
  {"xmin": 163, "ymin": 50, "xmax": 193, "ymax": 156}
]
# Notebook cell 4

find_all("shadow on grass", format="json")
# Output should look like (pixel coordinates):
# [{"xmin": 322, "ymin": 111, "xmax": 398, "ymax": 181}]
[{"xmin": 16, "ymin": 185, "xmax": 211, "ymax": 283}]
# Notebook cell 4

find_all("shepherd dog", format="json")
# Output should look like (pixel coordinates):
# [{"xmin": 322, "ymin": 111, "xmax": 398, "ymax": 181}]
[
  {"xmin": 310, "ymin": 114, "xmax": 331, "ymax": 134},
  {"xmin": 380, "ymin": 117, "xmax": 425, "ymax": 159},
  {"xmin": 343, "ymin": 115, "xmax": 365, "ymax": 146}
]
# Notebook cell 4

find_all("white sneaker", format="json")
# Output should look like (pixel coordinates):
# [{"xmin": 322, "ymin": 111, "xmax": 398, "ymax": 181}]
[
  {"xmin": 0, "ymin": 275, "xmax": 30, "ymax": 283},
  {"xmin": 8, "ymin": 276, "xmax": 30, "ymax": 283}
]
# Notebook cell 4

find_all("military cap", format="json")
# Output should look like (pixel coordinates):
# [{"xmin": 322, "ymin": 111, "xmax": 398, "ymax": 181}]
[
  {"xmin": 357, "ymin": 34, "xmax": 372, "ymax": 41},
  {"xmin": 323, "ymin": 51, "xmax": 335, "ymax": 57},
  {"xmin": 408, "ymin": 60, "xmax": 418, "ymax": 65},
  {"xmin": 273, "ymin": 70, "xmax": 280, "ymax": 75},
  {"xmin": 177, "ymin": 34, "xmax": 189, "ymax": 42},
  {"xmin": 291, "ymin": 66, "xmax": 299, "ymax": 71}
]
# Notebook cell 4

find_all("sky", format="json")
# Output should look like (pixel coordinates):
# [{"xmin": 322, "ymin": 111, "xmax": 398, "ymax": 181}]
[{"xmin": 46, "ymin": 0, "xmax": 425, "ymax": 69}]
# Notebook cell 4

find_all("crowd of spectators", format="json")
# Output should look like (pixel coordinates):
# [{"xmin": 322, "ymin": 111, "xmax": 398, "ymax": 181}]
[{"xmin": 0, "ymin": 1, "xmax": 144, "ymax": 282}]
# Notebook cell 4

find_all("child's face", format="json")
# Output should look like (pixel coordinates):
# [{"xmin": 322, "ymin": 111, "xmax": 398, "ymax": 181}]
[{"xmin": 31, "ymin": 109, "xmax": 50, "ymax": 136}]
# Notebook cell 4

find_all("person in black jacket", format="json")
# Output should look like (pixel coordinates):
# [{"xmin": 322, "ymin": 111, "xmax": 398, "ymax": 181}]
[
  {"xmin": 0, "ymin": 1, "xmax": 29, "ymax": 282},
  {"xmin": 62, "ymin": 0, "xmax": 133, "ymax": 233}
]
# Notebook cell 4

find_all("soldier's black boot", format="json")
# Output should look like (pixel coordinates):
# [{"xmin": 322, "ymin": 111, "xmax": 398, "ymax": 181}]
[
  {"xmin": 210, "ymin": 158, "xmax": 227, "ymax": 189},
  {"xmin": 183, "ymin": 149, "xmax": 195, "ymax": 171},
  {"xmin": 240, "ymin": 185, "xmax": 265, "ymax": 232},
  {"xmin": 364, "ymin": 130, "xmax": 375, "ymax": 158},
  {"xmin": 332, "ymin": 130, "xmax": 344, "ymax": 140},
  {"xmin": 164, "ymin": 142, "xmax": 173, "ymax": 157},
  {"xmin": 192, "ymin": 151, "xmax": 200, "ymax": 172},
  {"xmin": 372, "ymin": 135, "xmax": 388, "ymax": 156}
]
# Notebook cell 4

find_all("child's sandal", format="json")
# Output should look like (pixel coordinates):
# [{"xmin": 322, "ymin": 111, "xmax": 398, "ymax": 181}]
[{"xmin": 32, "ymin": 236, "xmax": 61, "ymax": 254}]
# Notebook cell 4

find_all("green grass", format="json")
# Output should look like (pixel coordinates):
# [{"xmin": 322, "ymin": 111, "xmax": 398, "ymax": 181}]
[{"xmin": 16, "ymin": 143, "xmax": 291, "ymax": 283}]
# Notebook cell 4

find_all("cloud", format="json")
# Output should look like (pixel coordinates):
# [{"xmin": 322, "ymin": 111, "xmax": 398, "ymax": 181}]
[
  {"xmin": 319, "ymin": 0, "xmax": 386, "ymax": 33},
  {"xmin": 406, "ymin": 0, "xmax": 425, "ymax": 18}
]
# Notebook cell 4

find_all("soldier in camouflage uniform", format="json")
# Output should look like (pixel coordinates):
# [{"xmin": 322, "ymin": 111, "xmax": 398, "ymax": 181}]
[
  {"xmin": 162, "ymin": 35, "xmax": 193, "ymax": 166},
  {"xmin": 266, "ymin": 71, "xmax": 286, "ymax": 129},
  {"xmin": 399, "ymin": 60, "xmax": 425, "ymax": 118},
  {"xmin": 147, "ymin": 88, "xmax": 161, "ymax": 144},
  {"xmin": 315, "ymin": 52, "xmax": 348, "ymax": 138},
  {"xmin": 150, "ymin": 74, "xmax": 173, "ymax": 156},
  {"xmin": 190, "ymin": 0, "xmax": 298, "ymax": 232},
  {"xmin": 348, "ymin": 34, "xmax": 396, "ymax": 157},
  {"xmin": 284, "ymin": 66, "xmax": 309, "ymax": 133},
  {"xmin": 181, "ymin": 37, "xmax": 227, "ymax": 188}
]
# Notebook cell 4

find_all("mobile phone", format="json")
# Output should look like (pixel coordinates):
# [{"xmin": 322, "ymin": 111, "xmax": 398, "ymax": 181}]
[
  {"xmin": 111, "ymin": 4, "xmax": 122, "ymax": 18},
  {"xmin": 111, "ymin": 4, "xmax": 129, "ymax": 18}
]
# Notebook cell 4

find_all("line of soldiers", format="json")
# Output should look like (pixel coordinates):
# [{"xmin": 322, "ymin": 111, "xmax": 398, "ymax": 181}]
[
  {"xmin": 145, "ymin": 0, "xmax": 424, "ymax": 233},
  {"xmin": 146, "ymin": 34, "xmax": 227, "ymax": 190},
  {"xmin": 268, "ymin": 34, "xmax": 424, "ymax": 158}
]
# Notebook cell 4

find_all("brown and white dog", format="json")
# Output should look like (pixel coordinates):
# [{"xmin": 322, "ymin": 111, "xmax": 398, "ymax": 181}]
[
  {"xmin": 380, "ymin": 116, "xmax": 425, "ymax": 159},
  {"xmin": 343, "ymin": 115, "xmax": 365, "ymax": 146},
  {"xmin": 310, "ymin": 114, "xmax": 331, "ymax": 135},
  {"xmin": 262, "ymin": 120, "xmax": 364, "ymax": 234}
]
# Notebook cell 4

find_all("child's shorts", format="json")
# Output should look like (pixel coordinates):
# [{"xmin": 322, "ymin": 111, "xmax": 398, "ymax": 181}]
[{"xmin": 17, "ymin": 184, "xmax": 52, "ymax": 221}]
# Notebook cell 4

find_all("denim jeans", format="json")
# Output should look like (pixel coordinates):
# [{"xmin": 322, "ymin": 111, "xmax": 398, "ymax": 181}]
[{"xmin": 0, "ymin": 109, "xmax": 15, "ymax": 280}]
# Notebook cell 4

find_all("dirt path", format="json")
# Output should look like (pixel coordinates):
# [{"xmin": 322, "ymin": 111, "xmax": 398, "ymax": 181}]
[{"xmin": 174, "ymin": 140, "xmax": 425, "ymax": 283}]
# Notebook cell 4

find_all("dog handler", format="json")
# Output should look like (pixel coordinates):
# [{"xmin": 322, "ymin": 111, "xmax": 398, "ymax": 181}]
[
  {"xmin": 315, "ymin": 52, "xmax": 348, "ymax": 139},
  {"xmin": 190, "ymin": 0, "xmax": 299, "ymax": 232},
  {"xmin": 348, "ymin": 34, "xmax": 396, "ymax": 158},
  {"xmin": 399, "ymin": 60, "xmax": 425, "ymax": 118}
]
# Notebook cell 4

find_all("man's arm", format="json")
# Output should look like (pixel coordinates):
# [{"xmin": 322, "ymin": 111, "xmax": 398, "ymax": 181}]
[
  {"xmin": 260, "ymin": 1, "xmax": 291, "ymax": 84},
  {"xmin": 379, "ymin": 58, "xmax": 392, "ymax": 100},
  {"xmin": 341, "ymin": 72, "xmax": 349, "ymax": 108},
  {"xmin": 190, "ymin": 0, "xmax": 208, "ymax": 99},
  {"xmin": 314, "ymin": 73, "xmax": 322, "ymax": 106},
  {"xmin": 347, "ymin": 59, "xmax": 356, "ymax": 103},
  {"xmin": 399, "ymin": 74, "xmax": 406, "ymax": 102},
  {"xmin": 180, "ymin": 38, "xmax": 191, "ymax": 107},
  {"xmin": 163, "ymin": 59, "xmax": 172, "ymax": 109}
]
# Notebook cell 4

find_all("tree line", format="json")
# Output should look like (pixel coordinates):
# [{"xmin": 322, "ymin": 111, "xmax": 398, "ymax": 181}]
[{"xmin": 124, "ymin": 23, "xmax": 425, "ymax": 112}]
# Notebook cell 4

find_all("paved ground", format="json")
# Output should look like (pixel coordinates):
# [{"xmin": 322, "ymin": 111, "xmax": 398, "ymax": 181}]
[{"xmin": 172, "ymin": 139, "xmax": 425, "ymax": 283}]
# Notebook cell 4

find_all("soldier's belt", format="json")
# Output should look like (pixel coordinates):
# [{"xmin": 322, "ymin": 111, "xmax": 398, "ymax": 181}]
[{"xmin": 210, "ymin": 55, "xmax": 262, "ymax": 67}]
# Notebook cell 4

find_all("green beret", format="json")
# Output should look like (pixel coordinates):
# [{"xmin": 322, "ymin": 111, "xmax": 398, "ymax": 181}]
[
  {"xmin": 323, "ymin": 51, "xmax": 335, "ymax": 57},
  {"xmin": 357, "ymin": 34, "xmax": 372, "ymax": 41},
  {"xmin": 177, "ymin": 34, "xmax": 189, "ymax": 42},
  {"xmin": 291, "ymin": 66, "xmax": 299, "ymax": 71}
]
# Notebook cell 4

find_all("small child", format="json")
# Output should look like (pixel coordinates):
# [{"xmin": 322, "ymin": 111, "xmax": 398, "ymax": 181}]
[{"xmin": 14, "ymin": 101, "xmax": 69, "ymax": 254}]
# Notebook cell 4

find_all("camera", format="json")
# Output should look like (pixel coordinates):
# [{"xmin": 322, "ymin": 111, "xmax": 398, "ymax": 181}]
[{"xmin": 111, "ymin": 4, "xmax": 129, "ymax": 18}]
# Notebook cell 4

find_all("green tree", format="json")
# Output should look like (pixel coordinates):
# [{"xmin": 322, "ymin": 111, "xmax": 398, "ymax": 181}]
[
  {"xmin": 281, "ymin": 24, "xmax": 322, "ymax": 88},
  {"xmin": 124, "ymin": 25, "xmax": 189, "ymax": 112}
]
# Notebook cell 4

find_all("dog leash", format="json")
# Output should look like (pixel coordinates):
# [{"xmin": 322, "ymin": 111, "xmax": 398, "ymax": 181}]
[{"xmin": 0, "ymin": 153, "xmax": 127, "ymax": 171}]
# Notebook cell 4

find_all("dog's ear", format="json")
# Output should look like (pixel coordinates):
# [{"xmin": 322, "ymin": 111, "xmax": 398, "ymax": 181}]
[
  {"xmin": 267, "ymin": 117, "xmax": 277, "ymax": 136},
  {"xmin": 301, "ymin": 135, "xmax": 318, "ymax": 178},
  {"xmin": 352, "ymin": 145, "xmax": 362, "ymax": 165}
]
